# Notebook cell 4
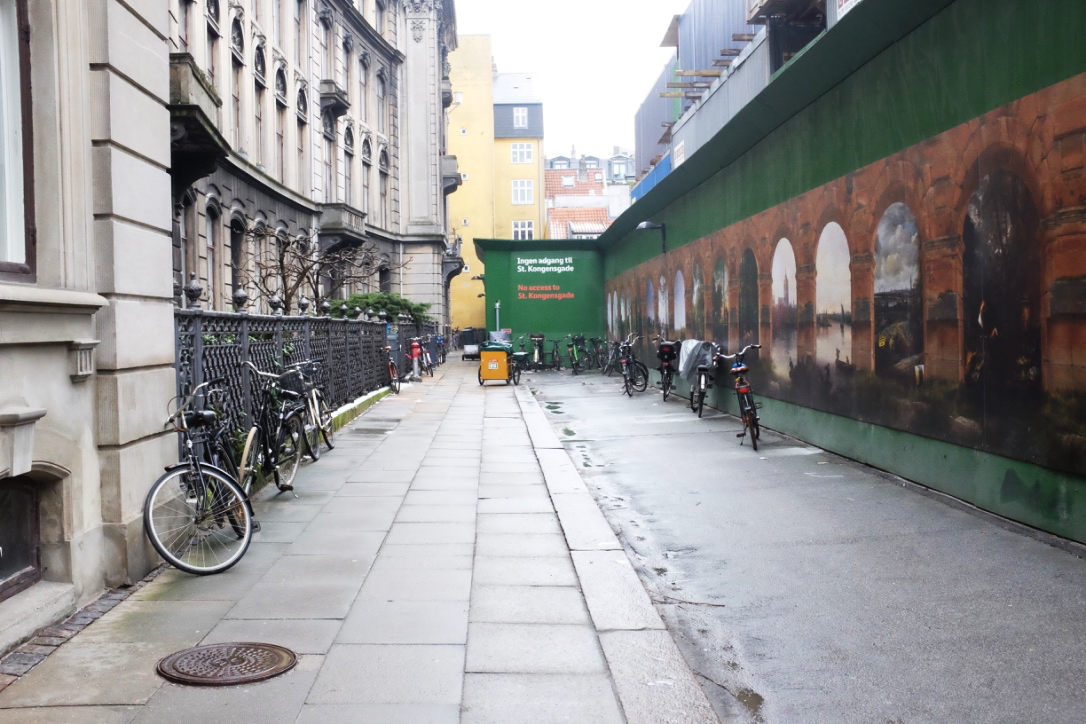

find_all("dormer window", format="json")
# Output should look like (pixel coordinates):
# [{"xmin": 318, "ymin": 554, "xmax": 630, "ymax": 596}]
[{"xmin": 561, "ymin": 176, "xmax": 574, "ymax": 187}]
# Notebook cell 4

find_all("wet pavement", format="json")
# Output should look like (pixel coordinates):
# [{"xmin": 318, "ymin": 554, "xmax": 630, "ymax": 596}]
[
  {"xmin": 531, "ymin": 368, "xmax": 1086, "ymax": 723},
  {"xmin": 0, "ymin": 361, "xmax": 718, "ymax": 724}
]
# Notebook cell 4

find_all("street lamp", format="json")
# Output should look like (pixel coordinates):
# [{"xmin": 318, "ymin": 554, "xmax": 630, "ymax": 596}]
[{"xmin": 637, "ymin": 220, "xmax": 667, "ymax": 254}]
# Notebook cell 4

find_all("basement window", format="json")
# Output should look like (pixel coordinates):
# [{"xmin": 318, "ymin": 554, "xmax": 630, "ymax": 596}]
[{"xmin": 0, "ymin": 477, "xmax": 41, "ymax": 603}]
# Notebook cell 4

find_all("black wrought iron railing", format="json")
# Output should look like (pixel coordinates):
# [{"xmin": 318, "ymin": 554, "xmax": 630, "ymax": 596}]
[{"xmin": 175, "ymin": 308, "xmax": 437, "ymax": 432}]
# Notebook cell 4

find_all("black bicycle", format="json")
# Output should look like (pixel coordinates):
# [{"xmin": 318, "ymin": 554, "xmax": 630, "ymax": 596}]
[
  {"xmin": 720, "ymin": 344, "xmax": 763, "ymax": 449},
  {"xmin": 654, "ymin": 336, "xmax": 682, "ymax": 402},
  {"xmin": 238, "ymin": 361, "xmax": 307, "ymax": 494},
  {"xmin": 566, "ymin": 333, "xmax": 589, "ymax": 375},
  {"xmin": 385, "ymin": 345, "xmax": 401, "ymax": 393},
  {"xmin": 548, "ymin": 338, "xmax": 564, "ymax": 371},
  {"xmin": 143, "ymin": 378, "xmax": 254, "ymax": 575},
  {"xmin": 618, "ymin": 334, "xmax": 649, "ymax": 396},
  {"xmin": 285, "ymin": 358, "xmax": 335, "ymax": 459},
  {"xmin": 689, "ymin": 342, "xmax": 725, "ymax": 418}
]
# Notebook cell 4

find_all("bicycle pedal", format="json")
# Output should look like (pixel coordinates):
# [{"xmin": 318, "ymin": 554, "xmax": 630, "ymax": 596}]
[
  {"xmin": 251, "ymin": 520, "xmax": 262, "ymax": 533},
  {"xmin": 736, "ymin": 432, "xmax": 746, "ymax": 438},
  {"xmin": 276, "ymin": 482, "xmax": 294, "ymax": 492}
]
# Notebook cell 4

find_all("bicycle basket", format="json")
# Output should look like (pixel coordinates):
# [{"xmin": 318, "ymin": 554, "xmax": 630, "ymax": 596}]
[
  {"xmin": 572, "ymin": 334, "xmax": 586, "ymax": 346},
  {"xmin": 529, "ymin": 333, "xmax": 546, "ymax": 341},
  {"xmin": 657, "ymin": 343, "xmax": 678, "ymax": 362}
]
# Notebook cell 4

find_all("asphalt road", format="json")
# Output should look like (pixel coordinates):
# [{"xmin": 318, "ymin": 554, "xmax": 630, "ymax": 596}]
[{"xmin": 525, "ymin": 367, "xmax": 1086, "ymax": 724}]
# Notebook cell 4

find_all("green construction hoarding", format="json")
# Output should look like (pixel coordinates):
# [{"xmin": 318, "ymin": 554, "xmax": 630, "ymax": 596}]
[{"xmin": 473, "ymin": 239, "xmax": 606, "ymax": 349}]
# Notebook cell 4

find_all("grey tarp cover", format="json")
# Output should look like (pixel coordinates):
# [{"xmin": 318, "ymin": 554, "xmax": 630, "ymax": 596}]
[{"xmin": 679, "ymin": 340, "xmax": 713, "ymax": 384}]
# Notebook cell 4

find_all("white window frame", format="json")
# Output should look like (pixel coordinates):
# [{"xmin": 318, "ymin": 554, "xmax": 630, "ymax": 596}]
[
  {"xmin": 513, "ymin": 106, "xmax": 527, "ymax": 128},
  {"xmin": 0, "ymin": 0, "xmax": 26, "ymax": 267},
  {"xmin": 512, "ymin": 220, "xmax": 534, "ymax": 240},
  {"xmin": 511, "ymin": 142, "xmax": 533, "ymax": 164},
  {"xmin": 511, "ymin": 179, "xmax": 533, "ymax": 205}
]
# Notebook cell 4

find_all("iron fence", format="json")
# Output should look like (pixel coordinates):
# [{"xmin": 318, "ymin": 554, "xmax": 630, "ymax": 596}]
[{"xmin": 175, "ymin": 308, "xmax": 438, "ymax": 433}]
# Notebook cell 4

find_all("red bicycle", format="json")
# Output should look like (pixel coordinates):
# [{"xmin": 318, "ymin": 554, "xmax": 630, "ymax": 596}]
[{"xmin": 720, "ymin": 344, "xmax": 762, "ymax": 450}]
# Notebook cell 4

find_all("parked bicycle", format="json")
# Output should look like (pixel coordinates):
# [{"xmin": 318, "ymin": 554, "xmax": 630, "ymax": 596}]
[
  {"xmin": 529, "ymin": 333, "xmax": 547, "ymax": 370},
  {"xmin": 689, "ymin": 342, "xmax": 726, "ymax": 418},
  {"xmin": 385, "ymin": 345, "xmax": 401, "ymax": 393},
  {"xmin": 586, "ymin": 337, "xmax": 607, "ymax": 370},
  {"xmin": 720, "ymin": 344, "xmax": 763, "ymax": 449},
  {"xmin": 566, "ymin": 333, "xmax": 589, "ymax": 374},
  {"xmin": 285, "ymin": 358, "xmax": 336, "ymax": 459},
  {"xmin": 654, "ymin": 336, "xmax": 682, "ymax": 402},
  {"xmin": 618, "ymin": 334, "xmax": 648, "ymax": 396},
  {"xmin": 436, "ymin": 334, "xmax": 447, "ymax": 364},
  {"xmin": 143, "ymin": 378, "xmax": 254, "ymax": 575},
  {"xmin": 548, "ymin": 338, "xmax": 564, "ymax": 371},
  {"xmin": 238, "ymin": 361, "xmax": 307, "ymax": 494},
  {"xmin": 601, "ymin": 338, "xmax": 621, "ymax": 376}
]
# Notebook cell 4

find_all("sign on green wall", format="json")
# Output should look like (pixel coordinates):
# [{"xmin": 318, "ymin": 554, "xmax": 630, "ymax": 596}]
[{"xmin": 474, "ymin": 240, "xmax": 606, "ymax": 347}]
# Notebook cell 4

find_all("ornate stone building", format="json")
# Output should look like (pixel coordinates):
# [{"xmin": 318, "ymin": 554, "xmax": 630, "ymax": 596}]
[{"xmin": 0, "ymin": 0, "xmax": 459, "ymax": 654}]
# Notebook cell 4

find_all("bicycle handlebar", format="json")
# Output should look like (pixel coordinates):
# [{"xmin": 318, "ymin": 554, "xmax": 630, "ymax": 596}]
[{"xmin": 719, "ymin": 343, "xmax": 762, "ymax": 360}]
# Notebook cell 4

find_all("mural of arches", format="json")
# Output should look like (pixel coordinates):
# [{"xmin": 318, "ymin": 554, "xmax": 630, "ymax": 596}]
[
  {"xmin": 771, "ymin": 239, "xmax": 798, "ymax": 376},
  {"xmin": 646, "ymin": 278, "xmax": 656, "ymax": 325},
  {"xmin": 739, "ymin": 249, "xmax": 759, "ymax": 347},
  {"xmin": 691, "ymin": 263, "xmax": 704, "ymax": 339},
  {"xmin": 712, "ymin": 258, "xmax": 728, "ymax": 345},
  {"xmin": 962, "ymin": 169, "xmax": 1042, "ymax": 395},
  {"xmin": 874, "ymin": 202, "xmax": 923, "ymax": 381},
  {"xmin": 658, "ymin": 274, "xmax": 669, "ymax": 335},
  {"xmin": 674, "ymin": 270, "xmax": 686, "ymax": 333},
  {"xmin": 815, "ymin": 222, "xmax": 853, "ymax": 368}
]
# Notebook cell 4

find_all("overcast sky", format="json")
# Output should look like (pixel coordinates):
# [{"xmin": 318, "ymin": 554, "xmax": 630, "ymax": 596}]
[{"xmin": 453, "ymin": 0, "xmax": 690, "ymax": 160}]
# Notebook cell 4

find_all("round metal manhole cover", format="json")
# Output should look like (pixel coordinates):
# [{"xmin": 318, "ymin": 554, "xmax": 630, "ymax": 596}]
[{"xmin": 157, "ymin": 642, "xmax": 297, "ymax": 686}]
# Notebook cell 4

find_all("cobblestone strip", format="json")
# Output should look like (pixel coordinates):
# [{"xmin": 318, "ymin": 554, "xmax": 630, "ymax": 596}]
[{"xmin": 0, "ymin": 565, "xmax": 166, "ymax": 692}]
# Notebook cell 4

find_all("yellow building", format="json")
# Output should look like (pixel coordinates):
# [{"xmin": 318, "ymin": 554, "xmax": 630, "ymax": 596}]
[{"xmin": 447, "ymin": 36, "xmax": 544, "ymax": 331}]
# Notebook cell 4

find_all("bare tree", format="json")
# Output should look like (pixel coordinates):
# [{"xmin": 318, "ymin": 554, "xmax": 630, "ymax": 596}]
[{"xmin": 233, "ymin": 228, "xmax": 402, "ymax": 315}]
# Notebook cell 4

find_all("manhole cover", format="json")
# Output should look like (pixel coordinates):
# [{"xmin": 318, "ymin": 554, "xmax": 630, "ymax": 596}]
[{"xmin": 157, "ymin": 642, "xmax": 297, "ymax": 686}]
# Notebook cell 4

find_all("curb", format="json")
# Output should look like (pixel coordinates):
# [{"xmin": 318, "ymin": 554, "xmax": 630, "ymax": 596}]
[{"xmin": 513, "ymin": 386, "xmax": 720, "ymax": 724}]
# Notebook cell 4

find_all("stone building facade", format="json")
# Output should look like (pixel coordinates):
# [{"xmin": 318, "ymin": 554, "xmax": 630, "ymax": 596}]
[{"xmin": 0, "ymin": 0, "xmax": 459, "ymax": 655}]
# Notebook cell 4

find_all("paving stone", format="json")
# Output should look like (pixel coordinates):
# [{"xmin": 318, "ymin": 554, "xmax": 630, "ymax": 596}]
[
  {"xmin": 0, "ymin": 704, "xmax": 140, "ymax": 723},
  {"xmin": 308, "ymin": 644, "xmax": 465, "ymax": 704},
  {"xmin": 202, "ymin": 618, "xmax": 341, "ymax": 654},
  {"xmin": 598, "ymin": 630, "xmax": 719, "ymax": 724},
  {"xmin": 228, "ymin": 555, "xmax": 372, "ymax": 620},
  {"xmin": 345, "ymin": 469, "xmax": 416, "ymax": 484},
  {"xmin": 376, "ymin": 543, "xmax": 475, "ymax": 558},
  {"xmin": 477, "ymin": 484, "xmax": 550, "ymax": 499},
  {"xmin": 17, "ymin": 645, "xmax": 56, "ymax": 656},
  {"xmin": 338, "ymin": 600, "xmax": 469, "ymax": 644},
  {"xmin": 295, "ymin": 703, "xmax": 460, "ymax": 724},
  {"xmin": 572, "ymin": 550, "xmax": 665, "ymax": 631},
  {"xmin": 472, "ymin": 556, "xmax": 579, "ymax": 587},
  {"xmin": 0, "ymin": 652, "xmax": 44, "ymax": 676},
  {"xmin": 403, "ymin": 490, "xmax": 479, "ymax": 506},
  {"xmin": 461, "ymin": 673, "xmax": 624, "ymax": 724},
  {"xmin": 477, "ymin": 513, "xmax": 561, "ymax": 535},
  {"xmin": 334, "ymin": 482, "xmax": 411, "ymax": 496},
  {"xmin": 475, "ymin": 533, "xmax": 569, "ymax": 558},
  {"xmin": 384, "ymin": 522, "xmax": 476, "ymax": 545},
  {"xmin": 469, "ymin": 585, "xmax": 590, "ymax": 625},
  {"xmin": 0, "ymin": 673, "xmax": 17, "ymax": 692},
  {"xmin": 78, "ymin": 600, "xmax": 235, "ymax": 645},
  {"xmin": 0, "ymin": 642, "xmax": 175, "ymax": 707},
  {"xmin": 29, "ymin": 636, "xmax": 67, "ymax": 647},
  {"xmin": 37, "ymin": 627, "xmax": 78, "ymax": 640},
  {"xmin": 396, "ymin": 505, "xmax": 477, "ymax": 523},
  {"xmin": 409, "ymin": 476, "xmax": 480, "ymax": 491},
  {"xmin": 357, "ymin": 567, "xmax": 472, "ymax": 602},
  {"xmin": 465, "ymin": 623, "xmax": 606, "ymax": 674}
]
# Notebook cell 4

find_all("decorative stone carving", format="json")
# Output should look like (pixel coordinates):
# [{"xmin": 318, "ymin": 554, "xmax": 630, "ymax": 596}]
[
  {"xmin": 343, "ymin": 31, "xmax": 354, "ymax": 53},
  {"xmin": 411, "ymin": 20, "xmax": 425, "ymax": 43},
  {"xmin": 317, "ymin": 0, "xmax": 333, "ymax": 25},
  {"xmin": 407, "ymin": 0, "xmax": 432, "ymax": 13},
  {"xmin": 359, "ymin": 49, "xmax": 371, "ymax": 68}
]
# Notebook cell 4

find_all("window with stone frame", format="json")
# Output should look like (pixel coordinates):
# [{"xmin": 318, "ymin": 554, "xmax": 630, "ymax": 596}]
[
  {"xmin": 344, "ymin": 127, "xmax": 354, "ymax": 204},
  {"xmin": 376, "ymin": 70, "xmax": 387, "ymax": 134},
  {"xmin": 293, "ymin": 0, "xmax": 305, "ymax": 66},
  {"xmin": 378, "ymin": 150, "xmax": 389, "ymax": 228},
  {"xmin": 0, "ymin": 0, "xmax": 33, "ymax": 279},
  {"xmin": 0, "ymin": 477, "xmax": 41, "ymax": 604},
  {"xmin": 358, "ymin": 57, "xmax": 367, "ymax": 123}
]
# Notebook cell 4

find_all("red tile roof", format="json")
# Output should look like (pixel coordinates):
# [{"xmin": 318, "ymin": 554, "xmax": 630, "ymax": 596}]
[
  {"xmin": 544, "ymin": 168, "xmax": 606, "ymax": 198},
  {"xmin": 547, "ymin": 207, "xmax": 611, "ymax": 239}
]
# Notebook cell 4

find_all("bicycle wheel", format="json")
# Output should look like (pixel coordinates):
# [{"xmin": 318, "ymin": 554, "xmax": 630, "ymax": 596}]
[
  {"xmin": 695, "ymin": 373, "xmax": 706, "ymax": 418},
  {"xmin": 622, "ymin": 367, "xmax": 632, "ymax": 397},
  {"xmin": 512, "ymin": 365, "xmax": 521, "ymax": 385},
  {"xmin": 389, "ymin": 362, "xmax": 401, "ymax": 393},
  {"xmin": 741, "ymin": 393, "xmax": 759, "ymax": 451},
  {"xmin": 746, "ymin": 392, "xmax": 761, "ymax": 443},
  {"xmin": 662, "ymin": 370, "xmax": 672, "ymax": 401},
  {"xmin": 274, "ymin": 413, "xmax": 305, "ymax": 491},
  {"xmin": 302, "ymin": 402, "xmax": 321, "ymax": 462},
  {"xmin": 631, "ymin": 361, "xmax": 649, "ymax": 392},
  {"xmin": 316, "ymin": 390, "xmax": 336, "ymax": 450},
  {"xmin": 239, "ymin": 426, "xmax": 267, "ymax": 496},
  {"xmin": 144, "ymin": 466, "xmax": 252, "ymax": 575},
  {"xmin": 426, "ymin": 356, "xmax": 434, "ymax": 376}
]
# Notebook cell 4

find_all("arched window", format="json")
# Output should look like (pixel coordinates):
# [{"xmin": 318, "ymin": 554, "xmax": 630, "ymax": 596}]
[
  {"xmin": 358, "ymin": 59, "xmax": 367, "ymax": 123},
  {"xmin": 376, "ymin": 70, "xmax": 387, "ymax": 134},
  {"xmin": 230, "ymin": 217, "xmax": 245, "ymax": 297},
  {"xmin": 378, "ymin": 149, "xmax": 389, "ymax": 228},
  {"xmin": 344, "ymin": 127, "xmax": 355, "ymax": 205}
]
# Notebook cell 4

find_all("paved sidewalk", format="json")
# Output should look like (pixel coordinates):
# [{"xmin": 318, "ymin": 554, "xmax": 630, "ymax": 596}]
[{"xmin": 0, "ymin": 362, "xmax": 718, "ymax": 724}]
